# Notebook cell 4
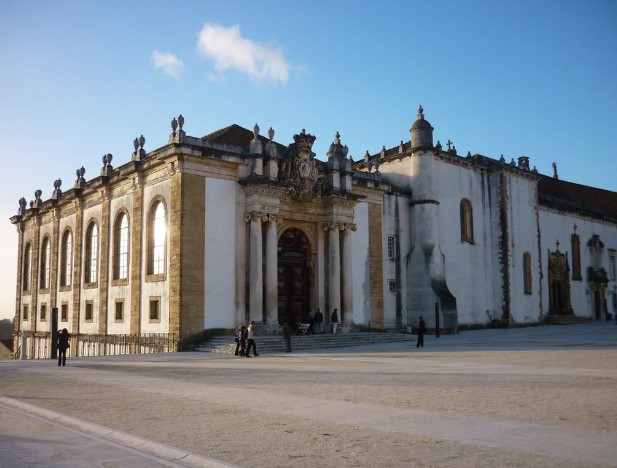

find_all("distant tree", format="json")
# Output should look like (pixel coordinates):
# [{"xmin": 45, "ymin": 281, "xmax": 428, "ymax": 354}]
[{"xmin": 0, "ymin": 319, "xmax": 14, "ymax": 339}]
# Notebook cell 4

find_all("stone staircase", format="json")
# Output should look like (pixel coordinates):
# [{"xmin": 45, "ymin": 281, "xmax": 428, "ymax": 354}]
[
  {"xmin": 194, "ymin": 332, "xmax": 414, "ymax": 355},
  {"xmin": 543, "ymin": 314, "xmax": 592, "ymax": 325}
]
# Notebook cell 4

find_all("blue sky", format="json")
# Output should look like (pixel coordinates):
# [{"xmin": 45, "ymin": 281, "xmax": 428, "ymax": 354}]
[{"xmin": 0, "ymin": 0, "xmax": 616, "ymax": 320}]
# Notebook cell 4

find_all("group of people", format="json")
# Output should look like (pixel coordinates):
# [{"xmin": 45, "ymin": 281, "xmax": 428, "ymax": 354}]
[
  {"xmin": 303, "ymin": 308, "xmax": 339, "ymax": 335},
  {"xmin": 234, "ymin": 321, "xmax": 259, "ymax": 357}
]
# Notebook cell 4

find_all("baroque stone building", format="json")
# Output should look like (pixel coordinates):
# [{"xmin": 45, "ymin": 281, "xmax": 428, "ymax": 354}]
[{"xmin": 11, "ymin": 109, "xmax": 617, "ymax": 356}]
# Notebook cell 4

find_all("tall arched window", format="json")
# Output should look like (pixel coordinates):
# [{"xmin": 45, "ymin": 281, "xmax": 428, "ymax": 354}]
[
  {"xmin": 113, "ymin": 212, "xmax": 129, "ymax": 280},
  {"xmin": 60, "ymin": 230, "xmax": 72, "ymax": 287},
  {"xmin": 460, "ymin": 199, "xmax": 474, "ymax": 243},
  {"xmin": 85, "ymin": 221, "xmax": 98, "ymax": 284},
  {"xmin": 22, "ymin": 243, "xmax": 31, "ymax": 291},
  {"xmin": 148, "ymin": 201, "xmax": 166, "ymax": 275},
  {"xmin": 571, "ymin": 233, "xmax": 581, "ymax": 281},
  {"xmin": 523, "ymin": 252, "xmax": 532, "ymax": 294},
  {"xmin": 40, "ymin": 236, "xmax": 50, "ymax": 289}
]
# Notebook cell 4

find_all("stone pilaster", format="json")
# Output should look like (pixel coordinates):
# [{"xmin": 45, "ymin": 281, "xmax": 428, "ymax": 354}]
[
  {"xmin": 265, "ymin": 214, "xmax": 279, "ymax": 324},
  {"xmin": 13, "ymin": 223, "xmax": 24, "ymax": 352},
  {"xmin": 30, "ymin": 217, "xmax": 40, "ymax": 345},
  {"xmin": 130, "ymin": 182, "xmax": 143, "ymax": 336},
  {"xmin": 368, "ymin": 203, "xmax": 384, "ymax": 324},
  {"xmin": 341, "ymin": 224, "xmax": 356, "ymax": 323},
  {"xmin": 246, "ymin": 211, "xmax": 265, "ymax": 322},
  {"xmin": 71, "ymin": 199, "xmax": 83, "ymax": 341},
  {"xmin": 326, "ymin": 222, "xmax": 341, "ymax": 316},
  {"xmin": 174, "ymin": 172, "xmax": 205, "ymax": 338},
  {"xmin": 98, "ymin": 191, "xmax": 111, "ymax": 336},
  {"xmin": 317, "ymin": 225, "xmax": 326, "ymax": 312},
  {"xmin": 50, "ymin": 210, "xmax": 60, "ymax": 312}
]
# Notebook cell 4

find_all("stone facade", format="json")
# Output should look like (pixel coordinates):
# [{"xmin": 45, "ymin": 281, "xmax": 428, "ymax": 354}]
[{"xmin": 10, "ymin": 109, "xmax": 617, "ymax": 357}]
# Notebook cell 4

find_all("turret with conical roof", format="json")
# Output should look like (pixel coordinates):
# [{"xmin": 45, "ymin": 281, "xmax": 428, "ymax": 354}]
[{"xmin": 410, "ymin": 105, "xmax": 434, "ymax": 151}]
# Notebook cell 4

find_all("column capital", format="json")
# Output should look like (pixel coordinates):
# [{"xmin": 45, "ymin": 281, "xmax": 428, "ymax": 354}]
[
  {"xmin": 267, "ymin": 213, "xmax": 282, "ymax": 224},
  {"xmin": 342, "ymin": 222, "xmax": 357, "ymax": 232},
  {"xmin": 245, "ymin": 211, "xmax": 268, "ymax": 223}
]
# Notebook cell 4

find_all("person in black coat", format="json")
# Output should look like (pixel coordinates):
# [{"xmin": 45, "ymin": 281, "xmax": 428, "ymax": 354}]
[
  {"xmin": 57, "ymin": 328, "xmax": 70, "ymax": 366},
  {"xmin": 416, "ymin": 316, "xmax": 426, "ymax": 348},
  {"xmin": 314, "ymin": 308, "xmax": 324, "ymax": 334}
]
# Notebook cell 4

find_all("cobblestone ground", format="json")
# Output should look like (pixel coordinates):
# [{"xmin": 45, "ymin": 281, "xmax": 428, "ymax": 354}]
[{"xmin": 1, "ymin": 323, "xmax": 616, "ymax": 467}]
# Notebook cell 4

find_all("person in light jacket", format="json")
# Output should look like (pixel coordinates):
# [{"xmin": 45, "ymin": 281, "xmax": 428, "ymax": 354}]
[{"xmin": 330, "ymin": 309, "xmax": 339, "ymax": 334}]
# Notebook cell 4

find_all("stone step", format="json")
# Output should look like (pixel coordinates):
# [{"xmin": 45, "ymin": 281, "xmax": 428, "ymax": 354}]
[
  {"xmin": 543, "ymin": 315, "xmax": 592, "ymax": 325},
  {"xmin": 194, "ymin": 332, "xmax": 414, "ymax": 354}
]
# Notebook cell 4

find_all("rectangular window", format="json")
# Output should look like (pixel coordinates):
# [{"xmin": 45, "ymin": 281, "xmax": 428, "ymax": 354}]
[
  {"xmin": 571, "ymin": 234, "xmax": 582, "ymax": 281},
  {"xmin": 115, "ymin": 301, "xmax": 124, "ymax": 321},
  {"xmin": 609, "ymin": 250, "xmax": 616, "ymax": 281},
  {"xmin": 61, "ymin": 303, "xmax": 68, "ymax": 322},
  {"xmin": 387, "ymin": 236, "xmax": 396, "ymax": 260},
  {"xmin": 23, "ymin": 305, "xmax": 28, "ymax": 320},
  {"xmin": 523, "ymin": 253, "xmax": 532, "ymax": 295},
  {"xmin": 85, "ymin": 301, "xmax": 93, "ymax": 322},
  {"xmin": 388, "ymin": 279, "xmax": 397, "ymax": 293},
  {"xmin": 40, "ymin": 303, "xmax": 47, "ymax": 321},
  {"xmin": 149, "ymin": 298, "xmax": 160, "ymax": 321}
]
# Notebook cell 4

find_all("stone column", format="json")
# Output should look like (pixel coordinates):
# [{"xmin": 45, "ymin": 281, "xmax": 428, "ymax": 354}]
[
  {"xmin": 327, "ymin": 223, "xmax": 341, "ymax": 317},
  {"xmin": 247, "ymin": 212, "xmax": 264, "ymax": 322},
  {"xmin": 317, "ymin": 225, "xmax": 326, "ymax": 312},
  {"xmin": 341, "ymin": 224, "xmax": 356, "ymax": 324},
  {"xmin": 265, "ymin": 215, "xmax": 279, "ymax": 324}
]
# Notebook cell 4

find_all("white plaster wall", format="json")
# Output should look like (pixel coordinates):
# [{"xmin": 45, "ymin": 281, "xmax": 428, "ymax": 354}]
[
  {"xmin": 352, "ymin": 201, "xmax": 370, "ymax": 325},
  {"xmin": 107, "ymin": 194, "xmax": 133, "ymax": 334},
  {"xmin": 141, "ymin": 181, "xmax": 171, "ymax": 334},
  {"xmin": 57, "ymin": 214, "xmax": 76, "ymax": 331},
  {"xmin": 505, "ymin": 175, "xmax": 541, "ymax": 323},
  {"xmin": 539, "ymin": 209, "xmax": 617, "ymax": 318},
  {"xmin": 204, "ymin": 177, "xmax": 237, "ymax": 328},
  {"xmin": 80, "ymin": 204, "xmax": 102, "ymax": 334}
]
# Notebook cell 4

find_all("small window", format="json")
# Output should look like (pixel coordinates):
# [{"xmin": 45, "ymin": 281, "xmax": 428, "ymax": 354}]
[
  {"xmin": 85, "ymin": 301, "xmax": 93, "ymax": 322},
  {"xmin": 23, "ymin": 304, "xmax": 28, "ymax": 320},
  {"xmin": 40, "ymin": 303, "xmax": 47, "ymax": 321},
  {"xmin": 388, "ymin": 279, "xmax": 397, "ymax": 293},
  {"xmin": 387, "ymin": 236, "xmax": 396, "ymax": 260},
  {"xmin": 149, "ymin": 298, "xmax": 160, "ymax": 321},
  {"xmin": 115, "ymin": 301, "xmax": 124, "ymax": 321},
  {"xmin": 460, "ymin": 199, "xmax": 474, "ymax": 243},
  {"xmin": 61, "ymin": 303, "xmax": 68, "ymax": 322},
  {"xmin": 523, "ymin": 252, "xmax": 532, "ymax": 295},
  {"xmin": 609, "ymin": 250, "xmax": 616, "ymax": 281}
]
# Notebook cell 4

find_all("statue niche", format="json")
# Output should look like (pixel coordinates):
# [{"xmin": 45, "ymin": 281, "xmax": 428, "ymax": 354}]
[{"xmin": 279, "ymin": 129, "xmax": 323, "ymax": 201}]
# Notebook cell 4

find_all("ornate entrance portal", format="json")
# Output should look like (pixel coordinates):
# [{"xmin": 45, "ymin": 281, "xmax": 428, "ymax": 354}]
[
  {"xmin": 277, "ymin": 228, "xmax": 310, "ymax": 325},
  {"xmin": 547, "ymin": 249, "xmax": 572, "ymax": 314}
]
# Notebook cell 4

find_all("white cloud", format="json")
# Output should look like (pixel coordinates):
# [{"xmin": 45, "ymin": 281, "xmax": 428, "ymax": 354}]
[
  {"xmin": 197, "ymin": 23, "xmax": 289, "ymax": 85},
  {"xmin": 152, "ymin": 51, "xmax": 186, "ymax": 79}
]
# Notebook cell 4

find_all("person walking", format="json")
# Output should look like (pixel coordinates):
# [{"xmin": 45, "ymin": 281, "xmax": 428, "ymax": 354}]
[
  {"xmin": 416, "ymin": 316, "xmax": 426, "ymax": 348},
  {"xmin": 314, "ymin": 308, "xmax": 323, "ymax": 334},
  {"xmin": 246, "ymin": 321, "xmax": 259, "ymax": 356},
  {"xmin": 57, "ymin": 328, "xmax": 70, "ymax": 366},
  {"xmin": 283, "ymin": 321, "xmax": 294, "ymax": 352},
  {"xmin": 239, "ymin": 325, "xmax": 248, "ymax": 357},
  {"xmin": 331, "ymin": 309, "xmax": 339, "ymax": 334},
  {"xmin": 234, "ymin": 325, "xmax": 242, "ymax": 356}
]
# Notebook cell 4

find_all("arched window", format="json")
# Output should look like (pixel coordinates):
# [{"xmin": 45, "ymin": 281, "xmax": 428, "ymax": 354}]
[
  {"xmin": 148, "ymin": 201, "xmax": 166, "ymax": 275},
  {"xmin": 523, "ymin": 252, "xmax": 532, "ymax": 294},
  {"xmin": 60, "ymin": 230, "xmax": 72, "ymax": 287},
  {"xmin": 40, "ymin": 236, "xmax": 50, "ymax": 289},
  {"xmin": 113, "ymin": 212, "xmax": 129, "ymax": 280},
  {"xmin": 460, "ymin": 199, "xmax": 474, "ymax": 243},
  {"xmin": 571, "ymin": 233, "xmax": 581, "ymax": 281},
  {"xmin": 85, "ymin": 221, "xmax": 98, "ymax": 284},
  {"xmin": 22, "ymin": 243, "xmax": 31, "ymax": 291}
]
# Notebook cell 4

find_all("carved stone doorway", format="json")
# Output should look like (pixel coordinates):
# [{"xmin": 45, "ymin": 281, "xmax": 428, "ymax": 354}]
[
  {"xmin": 594, "ymin": 291, "xmax": 602, "ymax": 319},
  {"xmin": 548, "ymin": 249, "xmax": 572, "ymax": 314},
  {"xmin": 277, "ymin": 228, "xmax": 310, "ymax": 325}
]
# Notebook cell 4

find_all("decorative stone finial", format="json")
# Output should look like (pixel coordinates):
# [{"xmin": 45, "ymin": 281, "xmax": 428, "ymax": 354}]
[
  {"xmin": 499, "ymin": 154, "xmax": 505, "ymax": 163},
  {"xmin": 139, "ymin": 135, "xmax": 145, "ymax": 149},
  {"xmin": 467, "ymin": 151, "xmax": 472, "ymax": 158},
  {"xmin": 250, "ymin": 123, "xmax": 264, "ymax": 156},
  {"xmin": 75, "ymin": 166, "xmax": 86, "ymax": 189},
  {"xmin": 32, "ymin": 189, "xmax": 43, "ymax": 208},
  {"xmin": 418, "ymin": 105, "xmax": 424, "ymax": 117},
  {"xmin": 101, "ymin": 154, "xmax": 113, "ymax": 176},
  {"xmin": 51, "ymin": 178, "xmax": 63, "ymax": 199},
  {"xmin": 133, "ymin": 137, "xmax": 139, "ymax": 152},
  {"xmin": 399, "ymin": 141, "xmax": 404, "ymax": 154},
  {"xmin": 268, "ymin": 127, "xmax": 274, "ymax": 140},
  {"xmin": 177, "ymin": 114, "xmax": 184, "ymax": 130},
  {"xmin": 435, "ymin": 140, "xmax": 442, "ymax": 153},
  {"xmin": 334, "ymin": 131, "xmax": 340, "ymax": 145},
  {"xmin": 253, "ymin": 123, "xmax": 260, "ymax": 139},
  {"xmin": 171, "ymin": 117, "xmax": 178, "ymax": 133},
  {"xmin": 18, "ymin": 197, "xmax": 27, "ymax": 215},
  {"xmin": 552, "ymin": 162, "xmax": 558, "ymax": 179}
]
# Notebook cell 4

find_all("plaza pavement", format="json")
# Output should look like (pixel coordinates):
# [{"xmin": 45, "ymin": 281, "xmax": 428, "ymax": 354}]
[{"xmin": 1, "ymin": 322, "xmax": 616, "ymax": 467}]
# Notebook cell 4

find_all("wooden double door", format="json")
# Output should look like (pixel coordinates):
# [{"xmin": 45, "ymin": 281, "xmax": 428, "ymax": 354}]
[{"xmin": 277, "ymin": 228, "xmax": 310, "ymax": 325}]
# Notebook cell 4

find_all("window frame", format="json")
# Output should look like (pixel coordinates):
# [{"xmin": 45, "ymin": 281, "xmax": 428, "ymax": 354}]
[
  {"xmin": 22, "ymin": 242, "xmax": 31, "ymax": 292},
  {"xmin": 84, "ymin": 221, "xmax": 99, "ymax": 285},
  {"xmin": 60, "ymin": 229, "xmax": 73, "ymax": 288},
  {"xmin": 113, "ymin": 211, "xmax": 130, "ymax": 281},
  {"xmin": 147, "ymin": 200, "xmax": 167, "ymax": 279},
  {"xmin": 40, "ymin": 236, "xmax": 51, "ymax": 290},
  {"xmin": 460, "ymin": 199, "xmax": 474, "ymax": 244},
  {"xmin": 523, "ymin": 252, "xmax": 532, "ymax": 295}
]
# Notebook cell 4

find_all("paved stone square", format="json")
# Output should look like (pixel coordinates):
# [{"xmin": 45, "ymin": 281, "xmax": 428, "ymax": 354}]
[{"xmin": 1, "ymin": 323, "xmax": 616, "ymax": 467}]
